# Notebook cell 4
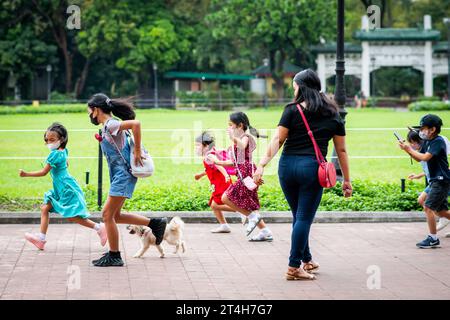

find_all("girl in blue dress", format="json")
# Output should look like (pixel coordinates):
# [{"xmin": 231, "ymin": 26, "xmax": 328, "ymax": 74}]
[
  {"xmin": 87, "ymin": 93, "xmax": 166, "ymax": 267},
  {"xmin": 19, "ymin": 123, "xmax": 107, "ymax": 250}
]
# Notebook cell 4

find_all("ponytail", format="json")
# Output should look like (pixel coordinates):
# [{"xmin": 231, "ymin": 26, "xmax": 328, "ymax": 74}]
[
  {"xmin": 87, "ymin": 93, "xmax": 136, "ymax": 120},
  {"xmin": 249, "ymin": 125, "xmax": 268, "ymax": 139}
]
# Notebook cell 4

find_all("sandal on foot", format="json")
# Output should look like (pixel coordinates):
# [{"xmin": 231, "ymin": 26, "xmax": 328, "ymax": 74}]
[
  {"xmin": 285, "ymin": 268, "xmax": 316, "ymax": 281},
  {"xmin": 303, "ymin": 261, "xmax": 320, "ymax": 273}
]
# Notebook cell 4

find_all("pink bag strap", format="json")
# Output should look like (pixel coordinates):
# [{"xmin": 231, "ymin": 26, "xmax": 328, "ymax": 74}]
[{"xmin": 296, "ymin": 104, "xmax": 325, "ymax": 164}]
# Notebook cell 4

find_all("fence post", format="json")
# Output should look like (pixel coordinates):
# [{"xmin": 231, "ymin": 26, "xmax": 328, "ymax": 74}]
[
  {"xmin": 97, "ymin": 129, "xmax": 103, "ymax": 209},
  {"xmin": 85, "ymin": 171, "xmax": 90, "ymax": 185},
  {"xmin": 401, "ymin": 178, "xmax": 406, "ymax": 193}
]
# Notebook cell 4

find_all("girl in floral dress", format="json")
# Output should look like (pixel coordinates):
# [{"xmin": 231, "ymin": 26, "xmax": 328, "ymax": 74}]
[{"xmin": 208, "ymin": 112, "xmax": 273, "ymax": 241}]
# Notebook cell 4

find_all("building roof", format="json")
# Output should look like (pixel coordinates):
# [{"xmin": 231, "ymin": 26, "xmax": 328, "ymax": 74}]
[
  {"xmin": 433, "ymin": 41, "xmax": 449, "ymax": 53},
  {"xmin": 164, "ymin": 71, "xmax": 254, "ymax": 81},
  {"xmin": 252, "ymin": 61, "xmax": 302, "ymax": 76},
  {"xmin": 311, "ymin": 42, "xmax": 362, "ymax": 54},
  {"xmin": 353, "ymin": 28, "xmax": 441, "ymax": 41}
]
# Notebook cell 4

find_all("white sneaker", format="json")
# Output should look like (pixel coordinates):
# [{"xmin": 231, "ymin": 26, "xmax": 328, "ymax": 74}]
[
  {"xmin": 240, "ymin": 214, "xmax": 248, "ymax": 225},
  {"xmin": 249, "ymin": 230, "xmax": 273, "ymax": 242},
  {"xmin": 437, "ymin": 218, "xmax": 450, "ymax": 232},
  {"xmin": 211, "ymin": 224, "xmax": 231, "ymax": 233},
  {"xmin": 246, "ymin": 212, "xmax": 261, "ymax": 236}
]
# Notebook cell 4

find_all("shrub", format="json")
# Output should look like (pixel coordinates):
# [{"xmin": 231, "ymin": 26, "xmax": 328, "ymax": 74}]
[
  {"xmin": 408, "ymin": 100, "xmax": 450, "ymax": 112},
  {"xmin": 0, "ymin": 104, "xmax": 86, "ymax": 115},
  {"xmin": 0, "ymin": 179, "xmax": 426, "ymax": 212}
]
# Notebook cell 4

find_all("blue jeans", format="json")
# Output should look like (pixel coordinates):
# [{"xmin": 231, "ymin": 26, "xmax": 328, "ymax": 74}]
[{"xmin": 278, "ymin": 154, "xmax": 324, "ymax": 268}]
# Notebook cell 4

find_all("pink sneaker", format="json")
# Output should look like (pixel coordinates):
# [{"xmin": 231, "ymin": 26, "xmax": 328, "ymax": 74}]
[
  {"xmin": 25, "ymin": 233, "xmax": 46, "ymax": 250},
  {"xmin": 97, "ymin": 223, "xmax": 107, "ymax": 246}
]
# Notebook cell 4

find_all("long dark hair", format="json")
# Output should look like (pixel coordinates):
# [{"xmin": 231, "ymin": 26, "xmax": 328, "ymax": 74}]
[
  {"xmin": 292, "ymin": 69, "xmax": 338, "ymax": 116},
  {"xmin": 45, "ymin": 122, "xmax": 68, "ymax": 149},
  {"xmin": 195, "ymin": 131, "xmax": 215, "ymax": 149},
  {"xmin": 229, "ymin": 112, "xmax": 267, "ymax": 138},
  {"xmin": 87, "ymin": 93, "xmax": 136, "ymax": 120}
]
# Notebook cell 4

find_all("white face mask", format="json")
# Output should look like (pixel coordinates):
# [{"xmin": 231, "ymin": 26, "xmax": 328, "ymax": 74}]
[
  {"xmin": 47, "ymin": 141, "xmax": 61, "ymax": 151},
  {"xmin": 419, "ymin": 130, "xmax": 430, "ymax": 140}
]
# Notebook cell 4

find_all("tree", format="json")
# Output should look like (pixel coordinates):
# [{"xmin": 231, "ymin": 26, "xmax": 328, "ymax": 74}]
[
  {"xmin": 31, "ymin": 0, "xmax": 80, "ymax": 94},
  {"xmin": 206, "ymin": 0, "xmax": 336, "ymax": 99},
  {"xmin": 0, "ymin": 0, "xmax": 57, "ymax": 99}
]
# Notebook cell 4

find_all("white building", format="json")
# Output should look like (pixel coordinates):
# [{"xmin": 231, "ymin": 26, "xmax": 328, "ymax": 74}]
[{"xmin": 313, "ymin": 15, "xmax": 449, "ymax": 97}]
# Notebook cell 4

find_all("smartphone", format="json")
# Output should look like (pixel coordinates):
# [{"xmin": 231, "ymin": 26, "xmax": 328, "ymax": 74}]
[{"xmin": 394, "ymin": 132, "xmax": 404, "ymax": 142}]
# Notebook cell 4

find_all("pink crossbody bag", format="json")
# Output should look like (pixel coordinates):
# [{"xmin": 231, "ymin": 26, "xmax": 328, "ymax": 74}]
[{"xmin": 296, "ymin": 104, "xmax": 337, "ymax": 188}]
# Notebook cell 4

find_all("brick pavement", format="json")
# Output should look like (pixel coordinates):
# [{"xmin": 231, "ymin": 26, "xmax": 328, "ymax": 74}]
[{"xmin": 0, "ymin": 222, "xmax": 449, "ymax": 300}]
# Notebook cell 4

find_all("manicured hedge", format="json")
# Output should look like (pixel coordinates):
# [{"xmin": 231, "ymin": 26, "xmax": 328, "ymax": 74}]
[
  {"xmin": 0, "ymin": 104, "xmax": 86, "ymax": 115},
  {"xmin": 0, "ymin": 179, "xmax": 425, "ymax": 212},
  {"xmin": 408, "ymin": 100, "xmax": 450, "ymax": 112}
]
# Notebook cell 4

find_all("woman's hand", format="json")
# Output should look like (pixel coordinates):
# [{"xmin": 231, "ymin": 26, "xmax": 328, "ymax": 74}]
[
  {"xmin": 342, "ymin": 180, "xmax": 353, "ymax": 198},
  {"xmin": 253, "ymin": 164, "xmax": 264, "ymax": 185},
  {"xmin": 133, "ymin": 149, "xmax": 145, "ymax": 166},
  {"xmin": 19, "ymin": 169, "xmax": 27, "ymax": 177}
]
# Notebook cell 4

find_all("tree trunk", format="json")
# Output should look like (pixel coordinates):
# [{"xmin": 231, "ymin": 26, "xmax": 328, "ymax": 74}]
[
  {"xmin": 62, "ymin": 47, "xmax": 73, "ymax": 94},
  {"xmin": 270, "ymin": 50, "xmax": 286, "ymax": 101},
  {"xmin": 74, "ymin": 59, "xmax": 90, "ymax": 98},
  {"xmin": 31, "ymin": 0, "xmax": 74, "ymax": 94}
]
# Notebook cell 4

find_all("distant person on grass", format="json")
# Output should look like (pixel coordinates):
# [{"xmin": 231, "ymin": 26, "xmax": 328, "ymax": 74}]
[
  {"xmin": 399, "ymin": 114, "xmax": 450, "ymax": 248},
  {"xmin": 19, "ymin": 122, "xmax": 107, "ymax": 250},
  {"xmin": 406, "ymin": 128, "xmax": 450, "ymax": 235},
  {"xmin": 87, "ymin": 93, "xmax": 166, "ymax": 267},
  {"xmin": 253, "ymin": 69, "xmax": 352, "ymax": 281}
]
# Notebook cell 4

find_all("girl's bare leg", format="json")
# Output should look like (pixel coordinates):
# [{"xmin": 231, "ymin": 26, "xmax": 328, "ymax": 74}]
[
  {"xmin": 210, "ymin": 201, "xmax": 228, "ymax": 224},
  {"xmin": 68, "ymin": 217, "xmax": 96, "ymax": 229},
  {"xmin": 221, "ymin": 194, "xmax": 267, "ymax": 229},
  {"xmin": 102, "ymin": 196, "xmax": 126, "ymax": 252},
  {"xmin": 40, "ymin": 203, "xmax": 52, "ymax": 235}
]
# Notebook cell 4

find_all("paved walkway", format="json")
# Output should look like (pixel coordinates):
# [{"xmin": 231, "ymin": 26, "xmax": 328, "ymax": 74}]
[{"xmin": 0, "ymin": 222, "xmax": 450, "ymax": 300}]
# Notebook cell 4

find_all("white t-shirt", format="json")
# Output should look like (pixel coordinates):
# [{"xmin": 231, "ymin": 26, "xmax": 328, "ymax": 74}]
[{"xmin": 102, "ymin": 118, "xmax": 126, "ymax": 149}]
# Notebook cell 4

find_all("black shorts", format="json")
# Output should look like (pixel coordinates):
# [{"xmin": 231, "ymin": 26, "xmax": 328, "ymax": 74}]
[{"xmin": 424, "ymin": 180, "xmax": 450, "ymax": 212}]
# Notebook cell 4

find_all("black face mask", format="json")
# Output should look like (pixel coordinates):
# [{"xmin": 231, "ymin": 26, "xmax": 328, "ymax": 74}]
[{"xmin": 89, "ymin": 113, "xmax": 99, "ymax": 126}]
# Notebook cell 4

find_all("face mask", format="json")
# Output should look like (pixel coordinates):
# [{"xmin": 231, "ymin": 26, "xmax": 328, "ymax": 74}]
[
  {"xmin": 47, "ymin": 141, "xmax": 61, "ymax": 151},
  {"xmin": 419, "ymin": 130, "xmax": 430, "ymax": 140},
  {"xmin": 89, "ymin": 112, "xmax": 99, "ymax": 125}
]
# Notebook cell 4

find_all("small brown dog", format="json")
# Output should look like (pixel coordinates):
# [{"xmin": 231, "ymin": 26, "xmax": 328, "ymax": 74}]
[{"xmin": 127, "ymin": 216, "xmax": 186, "ymax": 258}]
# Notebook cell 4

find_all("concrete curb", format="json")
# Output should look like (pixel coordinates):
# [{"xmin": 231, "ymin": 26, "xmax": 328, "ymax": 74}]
[{"xmin": 0, "ymin": 211, "xmax": 426, "ymax": 224}]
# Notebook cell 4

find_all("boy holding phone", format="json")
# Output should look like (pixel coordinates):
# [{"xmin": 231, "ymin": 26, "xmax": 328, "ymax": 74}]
[{"xmin": 399, "ymin": 114, "xmax": 450, "ymax": 248}]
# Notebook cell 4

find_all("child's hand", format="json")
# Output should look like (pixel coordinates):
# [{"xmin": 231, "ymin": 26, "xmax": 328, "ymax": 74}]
[
  {"xmin": 194, "ymin": 173, "xmax": 203, "ymax": 181},
  {"xmin": 227, "ymin": 127, "xmax": 235, "ymax": 140},
  {"xmin": 19, "ymin": 169, "xmax": 27, "ymax": 177},
  {"xmin": 408, "ymin": 173, "xmax": 419, "ymax": 180},
  {"xmin": 133, "ymin": 149, "xmax": 146, "ymax": 166},
  {"xmin": 206, "ymin": 154, "xmax": 217, "ymax": 164},
  {"xmin": 398, "ymin": 141, "xmax": 411, "ymax": 152}
]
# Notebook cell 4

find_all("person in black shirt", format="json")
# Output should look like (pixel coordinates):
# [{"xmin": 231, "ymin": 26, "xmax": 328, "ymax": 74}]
[
  {"xmin": 400, "ymin": 114, "xmax": 450, "ymax": 248},
  {"xmin": 253, "ymin": 69, "xmax": 352, "ymax": 281}
]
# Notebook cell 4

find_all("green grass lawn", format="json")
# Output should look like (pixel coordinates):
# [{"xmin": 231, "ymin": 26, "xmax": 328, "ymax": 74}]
[{"xmin": 0, "ymin": 107, "xmax": 449, "ymax": 199}]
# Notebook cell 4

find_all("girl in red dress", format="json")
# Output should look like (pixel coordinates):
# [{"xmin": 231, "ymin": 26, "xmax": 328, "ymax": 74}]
[
  {"xmin": 207, "ymin": 112, "xmax": 273, "ymax": 241},
  {"xmin": 195, "ymin": 131, "xmax": 244, "ymax": 233}
]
